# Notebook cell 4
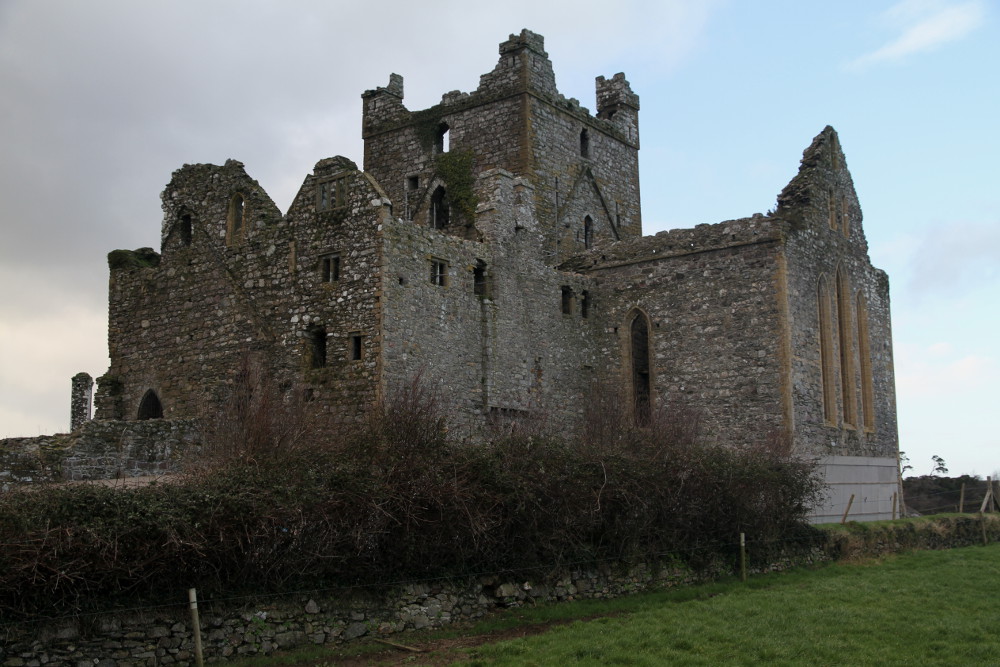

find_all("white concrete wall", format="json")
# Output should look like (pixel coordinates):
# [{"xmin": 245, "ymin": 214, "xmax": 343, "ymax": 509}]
[{"xmin": 810, "ymin": 455, "xmax": 901, "ymax": 523}]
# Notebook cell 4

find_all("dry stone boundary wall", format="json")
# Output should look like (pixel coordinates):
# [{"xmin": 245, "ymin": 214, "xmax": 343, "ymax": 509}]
[{"xmin": 2, "ymin": 516, "xmax": 997, "ymax": 665}]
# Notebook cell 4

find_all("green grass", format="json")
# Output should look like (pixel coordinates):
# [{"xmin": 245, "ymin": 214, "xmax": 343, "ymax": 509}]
[
  {"xmin": 465, "ymin": 544, "xmax": 1000, "ymax": 666},
  {"xmin": 236, "ymin": 544, "xmax": 1000, "ymax": 665}
]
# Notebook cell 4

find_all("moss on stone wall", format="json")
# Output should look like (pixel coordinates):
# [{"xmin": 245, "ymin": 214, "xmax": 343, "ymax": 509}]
[
  {"xmin": 435, "ymin": 150, "xmax": 478, "ymax": 222},
  {"xmin": 108, "ymin": 248, "xmax": 161, "ymax": 271}
]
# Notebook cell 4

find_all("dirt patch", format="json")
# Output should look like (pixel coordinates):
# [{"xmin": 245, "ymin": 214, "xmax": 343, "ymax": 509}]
[
  {"xmin": 275, "ymin": 614, "xmax": 609, "ymax": 666},
  {"xmin": 328, "ymin": 622, "xmax": 559, "ymax": 666}
]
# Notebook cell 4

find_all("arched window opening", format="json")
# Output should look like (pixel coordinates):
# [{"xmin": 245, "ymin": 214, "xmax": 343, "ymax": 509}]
[
  {"xmin": 431, "ymin": 186, "xmax": 449, "ymax": 229},
  {"xmin": 137, "ymin": 389, "xmax": 163, "ymax": 420},
  {"xmin": 227, "ymin": 193, "xmax": 245, "ymax": 246},
  {"xmin": 580, "ymin": 128, "xmax": 590, "ymax": 159},
  {"xmin": 179, "ymin": 213, "xmax": 192, "ymax": 246},
  {"xmin": 818, "ymin": 276, "xmax": 837, "ymax": 424},
  {"xmin": 836, "ymin": 269, "xmax": 857, "ymax": 427},
  {"xmin": 584, "ymin": 215, "xmax": 593, "ymax": 249},
  {"xmin": 435, "ymin": 123, "xmax": 450, "ymax": 153},
  {"xmin": 857, "ymin": 292, "xmax": 875, "ymax": 431},
  {"xmin": 629, "ymin": 310, "xmax": 652, "ymax": 425},
  {"xmin": 309, "ymin": 326, "xmax": 327, "ymax": 369}
]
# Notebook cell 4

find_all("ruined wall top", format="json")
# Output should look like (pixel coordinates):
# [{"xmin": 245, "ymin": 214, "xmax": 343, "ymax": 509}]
[
  {"xmin": 776, "ymin": 126, "xmax": 867, "ymax": 254},
  {"xmin": 362, "ymin": 29, "xmax": 637, "ymax": 145}
]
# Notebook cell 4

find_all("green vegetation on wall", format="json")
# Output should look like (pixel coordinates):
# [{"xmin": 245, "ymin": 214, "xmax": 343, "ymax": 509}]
[{"xmin": 435, "ymin": 149, "xmax": 478, "ymax": 222}]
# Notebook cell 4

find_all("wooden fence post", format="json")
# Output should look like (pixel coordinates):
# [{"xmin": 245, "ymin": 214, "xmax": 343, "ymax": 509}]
[
  {"xmin": 189, "ymin": 588, "xmax": 204, "ymax": 667},
  {"xmin": 959, "ymin": 483, "xmax": 965, "ymax": 513},
  {"xmin": 739, "ymin": 533, "xmax": 747, "ymax": 583},
  {"xmin": 980, "ymin": 477, "xmax": 994, "ymax": 514}
]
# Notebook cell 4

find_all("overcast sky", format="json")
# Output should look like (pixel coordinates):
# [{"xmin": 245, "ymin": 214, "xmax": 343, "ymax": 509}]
[{"xmin": 1, "ymin": 0, "xmax": 996, "ymax": 477}]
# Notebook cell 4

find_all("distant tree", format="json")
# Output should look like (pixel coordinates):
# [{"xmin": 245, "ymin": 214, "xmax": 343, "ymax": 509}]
[
  {"xmin": 899, "ymin": 451, "xmax": 912, "ymax": 476},
  {"xmin": 931, "ymin": 455, "xmax": 949, "ymax": 477}
]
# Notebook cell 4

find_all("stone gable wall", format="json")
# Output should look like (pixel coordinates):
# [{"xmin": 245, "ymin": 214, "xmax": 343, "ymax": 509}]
[
  {"xmin": 98, "ymin": 159, "xmax": 389, "ymax": 426},
  {"xmin": 779, "ymin": 128, "xmax": 898, "ymax": 459}
]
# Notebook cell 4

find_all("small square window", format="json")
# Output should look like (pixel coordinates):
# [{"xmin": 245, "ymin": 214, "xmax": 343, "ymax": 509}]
[
  {"xmin": 320, "ymin": 254, "xmax": 340, "ymax": 282},
  {"xmin": 430, "ymin": 259, "xmax": 448, "ymax": 287},
  {"xmin": 407, "ymin": 175, "xmax": 419, "ymax": 190}
]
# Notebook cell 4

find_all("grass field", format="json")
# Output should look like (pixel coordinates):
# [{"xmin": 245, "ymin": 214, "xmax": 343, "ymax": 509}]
[
  {"xmin": 239, "ymin": 543, "xmax": 1000, "ymax": 666},
  {"xmin": 465, "ymin": 545, "xmax": 1000, "ymax": 666}
]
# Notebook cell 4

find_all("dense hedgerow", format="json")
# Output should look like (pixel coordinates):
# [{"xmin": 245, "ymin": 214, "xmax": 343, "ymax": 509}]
[{"xmin": 0, "ymin": 374, "xmax": 825, "ymax": 620}]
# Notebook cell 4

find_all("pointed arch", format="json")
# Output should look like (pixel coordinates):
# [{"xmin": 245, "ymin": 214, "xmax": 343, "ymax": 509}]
[
  {"xmin": 137, "ymin": 389, "xmax": 163, "ymax": 420},
  {"xmin": 817, "ymin": 274, "xmax": 837, "ymax": 424},
  {"xmin": 626, "ymin": 308, "xmax": 653, "ymax": 424},
  {"xmin": 857, "ymin": 291, "xmax": 875, "ymax": 431},
  {"xmin": 836, "ymin": 266, "xmax": 857, "ymax": 427}
]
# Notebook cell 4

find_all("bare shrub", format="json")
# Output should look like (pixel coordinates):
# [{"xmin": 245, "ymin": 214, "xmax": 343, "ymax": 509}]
[
  {"xmin": 193, "ymin": 354, "xmax": 320, "ymax": 470},
  {"xmin": 0, "ymin": 376, "xmax": 824, "ymax": 620}
]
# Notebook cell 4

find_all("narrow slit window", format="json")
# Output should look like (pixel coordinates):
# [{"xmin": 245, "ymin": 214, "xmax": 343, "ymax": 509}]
[
  {"xmin": 309, "ymin": 326, "xmax": 327, "ymax": 369},
  {"xmin": 431, "ymin": 186, "xmax": 449, "ymax": 229},
  {"xmin": 227, "ymin": 193, "xmax": 245, "ymax": 246},
  {"xmin": 841, "ymin": 195, "xmax": 850, "ymax": 238},
  {"xmin": 179, "ymin": 213, "xmax": 192, "ymax": 246},
  {"xmin": 350, "ymin": 333, "xmax": 363, "ymax": 361},
  {"xmin": 580, "ymin": 128, "xmax": 590, "ymax": 158},
  {"xmin": 828, "ymin": 190, "xmax": 837, "ymax": 231},
  {"xmin": 584, "ymin": 215, "xmax": 593, "ymax": 249},
  {"xmin": 473, "ymin": 260, "xmax": 488, "ymax": 297},
  {"xmin": 436, "ymin": 123, "xmax": 450, "ymax": 153},
  {"xmin": 580, "ymin": 290, "xmax": 590, "ymax": 318},
  {"xmin": 561, "ymin": 286, "xmax": 574, "ymax": 315}
]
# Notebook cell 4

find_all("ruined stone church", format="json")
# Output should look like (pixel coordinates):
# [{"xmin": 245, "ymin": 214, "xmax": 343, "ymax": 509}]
[{"xmin": 91, "ymin": 30, "xmax": 898, "ymax": 521}]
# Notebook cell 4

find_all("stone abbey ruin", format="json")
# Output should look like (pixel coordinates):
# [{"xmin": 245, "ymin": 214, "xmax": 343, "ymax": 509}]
[{"xmin": 5, "ymin": 30, "xmax": 899, "ymax": 522}]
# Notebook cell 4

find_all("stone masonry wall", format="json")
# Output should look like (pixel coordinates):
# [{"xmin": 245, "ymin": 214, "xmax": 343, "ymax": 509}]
[
  {"xmin": 380, "ymin": 168, "xmax": 601, "ymax": 436},
  {"xmin": 0, "ymin": 419, "xmax": 198, "ymax": 490},
  {"xmin": 576, "ymin": 216, "xmax": 789, "ymax": 447}
]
